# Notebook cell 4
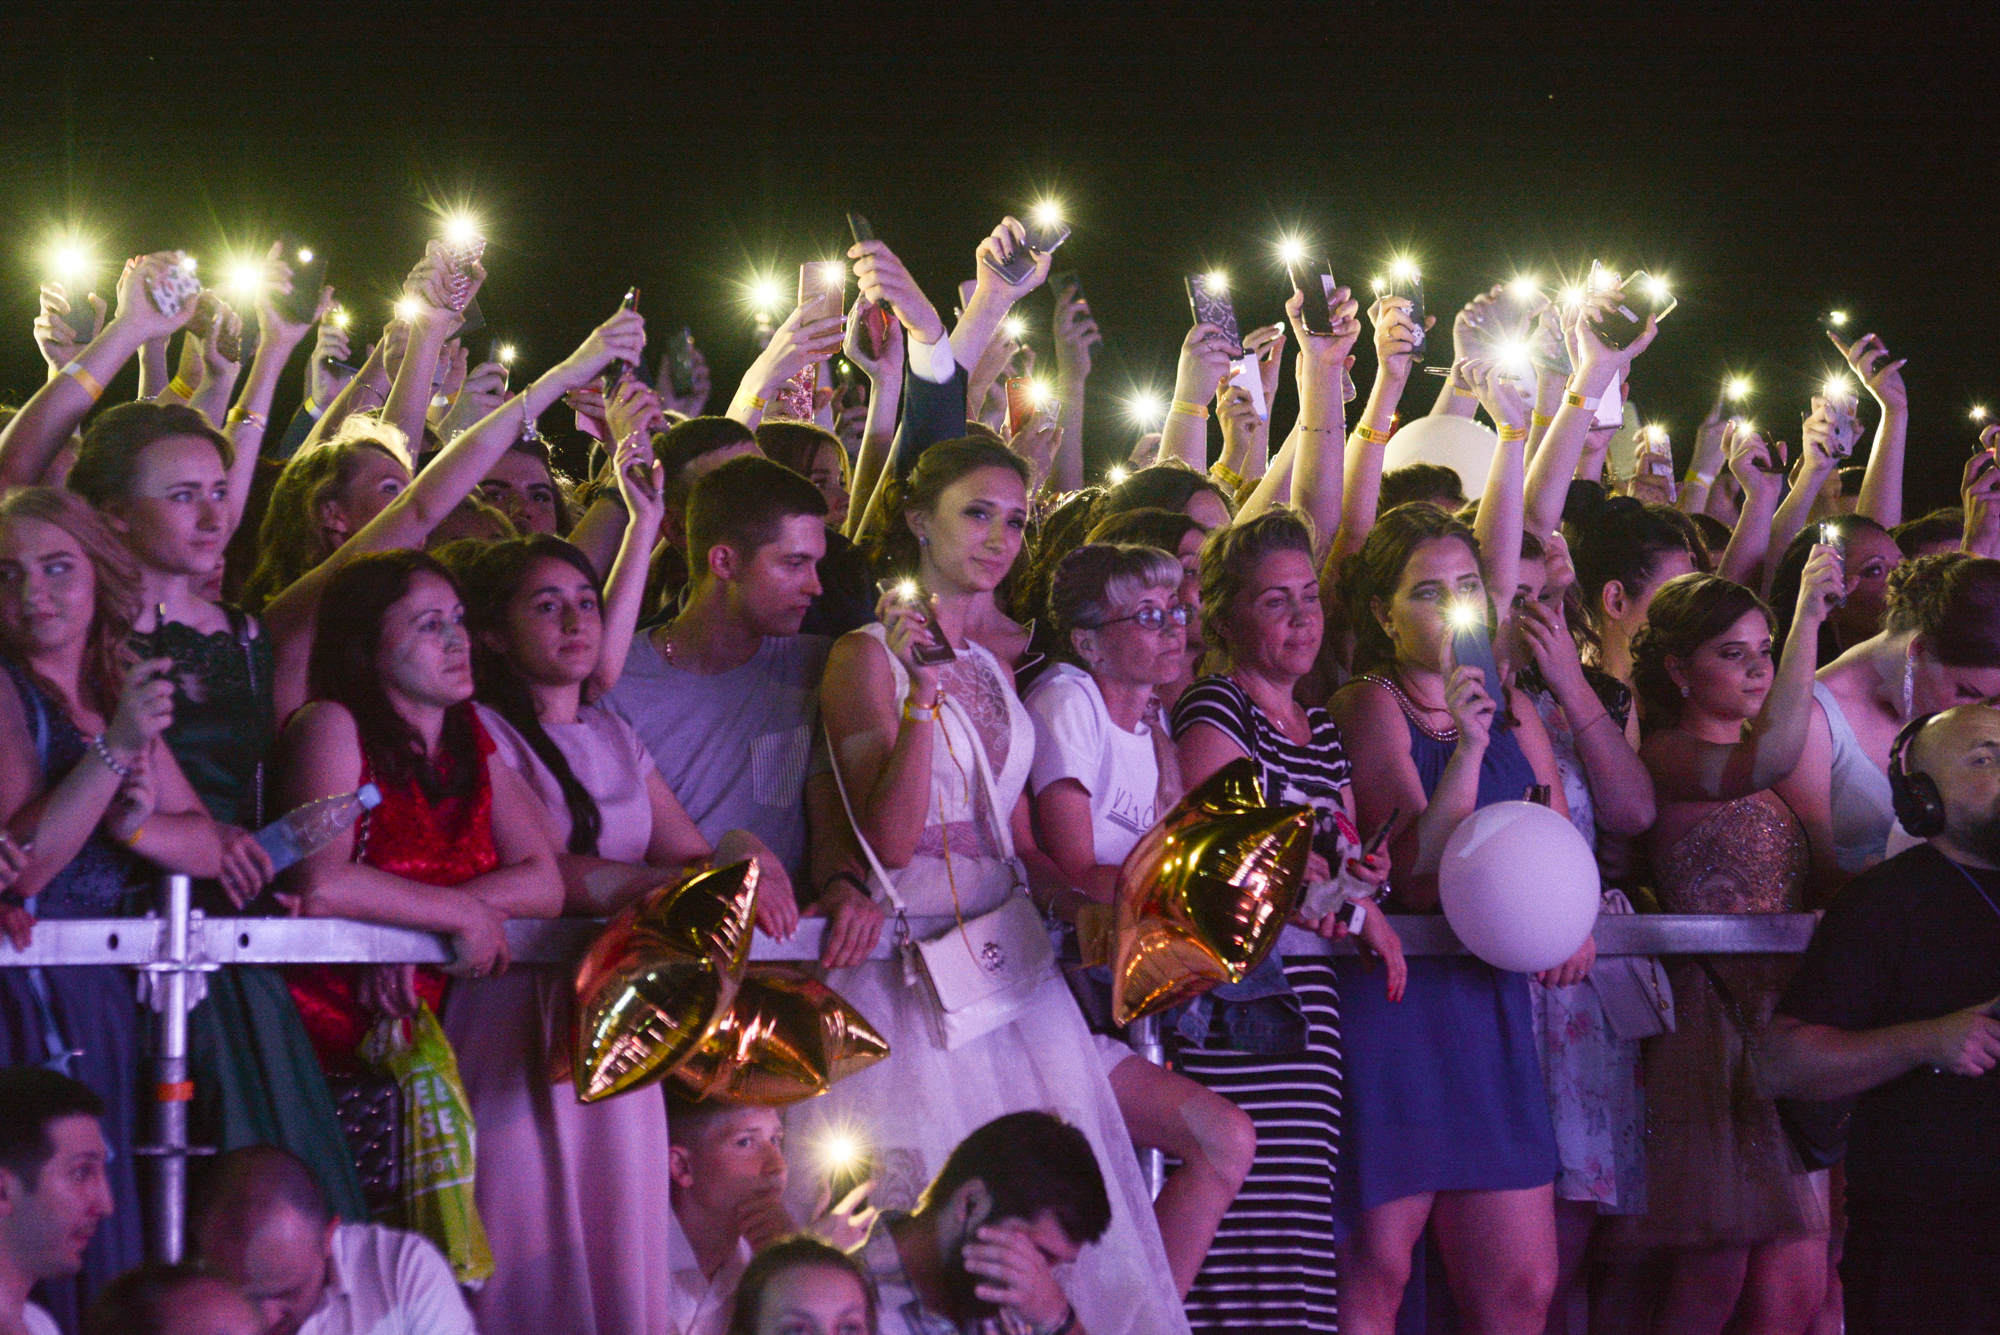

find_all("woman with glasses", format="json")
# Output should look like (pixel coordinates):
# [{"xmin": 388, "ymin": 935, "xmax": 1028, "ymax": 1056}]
[{"xmin": 1026, "ymin": 542, "xmax": 1256, "ymax": 1298}]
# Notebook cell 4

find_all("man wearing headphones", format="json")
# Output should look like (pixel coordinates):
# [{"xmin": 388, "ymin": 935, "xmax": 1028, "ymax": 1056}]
[{"xmin": 1765, "ymin": 703, "xmax": 2000, "ymax": 1332}]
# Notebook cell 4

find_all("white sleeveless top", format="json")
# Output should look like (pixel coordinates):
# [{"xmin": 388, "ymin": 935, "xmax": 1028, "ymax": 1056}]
[{"xmin": 1815, "ymin": 681, "xmax": 1895, "ymax": 874}]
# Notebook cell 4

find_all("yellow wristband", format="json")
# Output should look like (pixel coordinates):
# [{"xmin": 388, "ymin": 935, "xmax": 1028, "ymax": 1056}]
[
  {"xmin": 1210, "ymin": 463, "xmax": 1244, "ymax": 492},
  {"xmin": 60, "ymin": 361, "xmax": 105, "ymax": 401},
  {"xmin": 168, "ymin": 375, "xmax": 196, "ymax": 400},
  {"xmin": 1531, "ymin": 411, "xmax": 1555, "ymax": 428},
  {"xmin": 1169, "ymin": 398, "xmax": 1209, "ymax": 420},
  {"xmin": 1451, "ymin": 383, "xmax": 1476, "ymax": 399},
  {"xmin": 747, "ymin": 393, "xmax": 768, "ymax": 412},
  {"xmin": 1354, "ymin": 424, "xmax": 1392, "ymax": 445},
  {"xmin": 1498, "ymin": 423, "xmax": 1529, "ymax": 442},
  {"xmin": 227, "ymin": 408, "xmax": 268, "ymax": 430},
  {"xmin": 1565, "ymin": 390, "xmax": 1599, "ymax": 410}
]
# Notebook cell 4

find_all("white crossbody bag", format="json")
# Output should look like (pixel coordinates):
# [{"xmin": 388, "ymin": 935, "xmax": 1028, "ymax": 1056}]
[{"xmin": 826, "ymin": 703, "xmax": 1056, "ymax": 1051}]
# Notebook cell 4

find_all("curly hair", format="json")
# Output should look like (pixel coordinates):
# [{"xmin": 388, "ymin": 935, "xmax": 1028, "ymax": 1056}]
[
  {"xmin": 1884, "ymin": 552, "xmax": 2000, "ymax": 665},
  {"xmin": 1333, "ymin": 502, "xmax": 1480, "ymax": 675},
  {"xmin": 1628, "ymin": 572, "xmax": 1771, "ymax": 731},
  {"xmin": 0, "ymin": 487, "xmax": 140, "ymax": 717}
]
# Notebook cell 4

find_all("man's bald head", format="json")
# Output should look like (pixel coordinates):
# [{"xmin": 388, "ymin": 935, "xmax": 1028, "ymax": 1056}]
[
  {"xmin": 193, "ymin": 1147, "xmax": 335, "ymax": 1335},
  {"xmin": 1909, "ymin": 702, "xmax": 2000, "ymax": 864}
]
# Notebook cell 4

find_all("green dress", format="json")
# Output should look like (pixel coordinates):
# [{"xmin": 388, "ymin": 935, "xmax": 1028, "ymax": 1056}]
[{"xmin": 130, "ymin": 612, "xmax": 367, "ymax": 1221}]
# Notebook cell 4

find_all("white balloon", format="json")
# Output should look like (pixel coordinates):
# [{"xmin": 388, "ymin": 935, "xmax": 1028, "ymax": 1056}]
[
  {"xmin": 1381, "ymin": 415, "xmax": 1497, "ymax": 497},
  {"xmin": 1439, "ymin": 801, "xmax": 1600, "ymax": 973}
]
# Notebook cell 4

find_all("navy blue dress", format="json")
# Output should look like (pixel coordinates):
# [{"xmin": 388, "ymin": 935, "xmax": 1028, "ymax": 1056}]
[
  {"xmin": 0, "ymin": 660, "xmax": 147, "ymax": 1332},
  {"xmin": 1332, "ymin": 676, "xmax": 1559, "ymax": 1227}
]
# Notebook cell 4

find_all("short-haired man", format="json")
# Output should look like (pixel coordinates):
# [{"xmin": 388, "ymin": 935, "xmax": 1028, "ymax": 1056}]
[
  {"xmin": 1765, "ymin": 704, "xmax": 2000, "ymax": 1331},
  {"xmin": 856, "ymin": 1111, "xmax": 1111, "ymax": 1335},
  {"xmin": 605, "ymin": 455, "xmax": 882, "ymax": 964},
  {"xmin": 0, "ymin": 1070, "xmax": 113, "ymax": 1335},
  {"xmin": 665, "ymin": 1098, "xmax": 795, "ymax": 1335},
  {"xmin": 194, "ymin": 1145, "xmax": 474, "ymax": 1335}
]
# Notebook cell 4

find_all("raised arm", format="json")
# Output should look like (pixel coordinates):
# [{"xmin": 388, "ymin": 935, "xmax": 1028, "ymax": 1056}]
[
  {"xmin": 1158, "ymin": 323, "xmax": 1233, "ymax": 471},
  {"xmin": 1468, "ymin": 358, "xmax": 1530, "ymax": 624},
  {"xmin": 1335, "ymin": 296, "xmax": 1422, "ymax": 559},
  {"xmin": 1048, "ymin": 278, "xmax": 1100, "ymax": 495},
  {"xmin": 1281, "ymin": 285, "xmax": 1361, "ymax": 556},
  {"xmin": 1833, "ymin": 330, "xmax": 1909, "ymax": 527},
  {"xmin": 1962, "ymin": 444, "xmax": 2000, "ymax": 559},
  {"xmin": 1524, "ymin": 290, "xmax": 1659, "ymax": 540},
  {"xmin": 842, "ymin": 300, "xmax": 905, "ymax": 541},
  {"xmin": 226, "ymin": 243, "xmax": 331, "ymax": 532},
  {"xmin": 588, "ymin": 433, "xmax": 666, "ymax": 700},
  {"xmin": 726, "ymin": 305, "xmax": 848, "ymax": 429},
  {"xmin": 821, "ymin": 613, "xmax": 941, "ymax": 871},
  {"xmin": 1716, "ymin": 425, "xmax": 1785, "ymax": 587},
  {"xmin": 0, "ymin": 253, "xmax": 196, "ymax": 489},
  {"xmin": 1642, "ymin": 547, "xmax": 1843, "ymax": 802},
  {"xmin": 1768, "ymin": 398, "xmax": 1846, "ymax": 584},
  {"xmin": 950, "ymin": 217, "xmax": 1050, "ymax": 380}
]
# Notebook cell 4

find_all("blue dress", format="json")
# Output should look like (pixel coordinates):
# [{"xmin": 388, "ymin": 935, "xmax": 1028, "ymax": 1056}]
[
  {"xmin": 1332, "ymin": 676, "xmax": 1559, "ymax": 1226},
  {"xmin": 0, "ymin": 660, "xmax": 148, "ymax": 1331}
]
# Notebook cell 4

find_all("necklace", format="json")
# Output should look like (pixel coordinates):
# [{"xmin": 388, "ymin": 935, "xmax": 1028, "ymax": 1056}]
[{"xmin": 1360, "ymin": 673, "xmax": 1460, "ymax": 743}]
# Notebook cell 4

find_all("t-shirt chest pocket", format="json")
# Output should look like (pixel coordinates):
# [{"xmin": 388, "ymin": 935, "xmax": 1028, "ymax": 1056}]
[{"xmin": 752, "ymin": 727, "xmax": 811, "ymax": 806}]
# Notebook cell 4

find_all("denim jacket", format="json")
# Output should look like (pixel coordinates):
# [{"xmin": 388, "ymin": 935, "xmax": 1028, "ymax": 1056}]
[{"xmin": 1167, "ymin": 951, "xmax": 1306, "ymax": 1054}]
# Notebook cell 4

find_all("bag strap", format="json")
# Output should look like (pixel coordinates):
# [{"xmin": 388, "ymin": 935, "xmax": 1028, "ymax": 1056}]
[
  {"xmin": 225, "ymin": 605, "xmax": 267, "ymax": 828},
  {"xmin": 824, "ymin": 722, "xmax": 909, "ymax": 915}
]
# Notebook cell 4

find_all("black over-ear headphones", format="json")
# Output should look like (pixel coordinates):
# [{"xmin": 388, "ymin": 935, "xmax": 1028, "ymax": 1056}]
[{"xmin": 1888, "ymin": 712, "xmax": 1946, "ymax": 839}]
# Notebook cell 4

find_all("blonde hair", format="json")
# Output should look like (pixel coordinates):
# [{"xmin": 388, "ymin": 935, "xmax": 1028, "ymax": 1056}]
[{"xmin": 0, "ymin": 487, "xmax": 140, "ymax": 715}]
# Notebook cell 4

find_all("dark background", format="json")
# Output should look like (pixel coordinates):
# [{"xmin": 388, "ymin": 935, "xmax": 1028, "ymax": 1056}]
[{"xmin": 4, "ymin": 2, "xmax": 1995, "ymax": 513}]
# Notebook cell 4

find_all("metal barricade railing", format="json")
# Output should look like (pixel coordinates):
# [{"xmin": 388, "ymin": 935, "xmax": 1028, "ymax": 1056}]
[{"xmin": 2, "ymin": 877, "xmax": 1820, "ymax": 1261}]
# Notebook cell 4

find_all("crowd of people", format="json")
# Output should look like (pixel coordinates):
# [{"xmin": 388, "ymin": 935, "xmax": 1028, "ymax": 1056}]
[{"xmin": 0, "ymin": 212, "xmax": 1996, "ymax": 1335}]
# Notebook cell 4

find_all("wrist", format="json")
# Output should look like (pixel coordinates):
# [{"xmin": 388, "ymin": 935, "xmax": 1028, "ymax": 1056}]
[{"xmin": 1570, "ymin": 363, "xmax": 1619, "ymax": 398}]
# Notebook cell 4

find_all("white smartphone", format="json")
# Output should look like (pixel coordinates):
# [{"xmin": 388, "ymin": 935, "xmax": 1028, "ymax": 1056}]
[
  {"xmin": 1594, "ymin": 369, "xmax": 1627, "ymax": 429},
  {"xmin": 1228, "ymin": 355, "xmax": 1268, "ymax": 421}
]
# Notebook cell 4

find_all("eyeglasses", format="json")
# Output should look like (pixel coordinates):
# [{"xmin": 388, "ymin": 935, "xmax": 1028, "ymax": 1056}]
[{"xmin": 1088, "ymin": 604, "xmax": 1192, "ymax": 632}]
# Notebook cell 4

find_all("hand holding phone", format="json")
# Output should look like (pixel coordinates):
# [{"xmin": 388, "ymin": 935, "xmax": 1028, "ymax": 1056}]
[
  {"xmin": 1288, "ymin": 256, "xmax": 1338, "ymax": 336},
  {"xmin": 877, "ymin": 578, "xmax": 957, "ymax": 666},
  {"xmin": 1446, "ymin": 602, "xmax": 1509, "ymax": 733},
  {"xmin": 1185, "ymin": 273, "xmax": 1243, "ymax": 357},
  {"xmin": 981, "ymin": 212, "xmax": 1071, "ymax": 286},
  {"xmin": 275, "ymin": 237, "xmax": 328, "ymax": 326}
]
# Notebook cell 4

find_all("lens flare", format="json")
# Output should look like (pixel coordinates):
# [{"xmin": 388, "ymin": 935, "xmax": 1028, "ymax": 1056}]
[
  {"xmin": 393, "ymin": 296, "xmax": 419, "ymax": 322},
  {"xmin": 330, "ymin": 307, "xmax": 350, "ymax": 331},
  {"xmin": 1508, "ymin": 274, "xmax": 1542, "ymax": 301},
  {"xmin": 48, "ymin": 242, "xmax": 93, "ymax": 283},
  {"xmin": 1030, "ymin": 199, "xmax": 1063, "ymax": 230},
  {"xmin": 1827, "ymin": 309, "xmax": 1849, "ymax": 328},
  {"xmin": 1204, "ymin": 270, "xmax": 1229, "ymax": 294},
  {"xmin": 228, "ymin": 261, "xmax": 264, "ymax": 296},
  {"xmin": 894, "ymin": 578, "xmax": 919, "ymax": 601},
  {"xmin": 746, "ymin": 276, "xmax": 785, "ymax": 316},
  {"xmin": 1724, "ymin": 376, "xmax": 1752, "ymax": 401},
  {"xmin": 1388, "ymin": 257, "xmax": 1420, "ymax": 283},
  {"xmin": 496, "ymin": 343, "xmax": 518, "ymax": 366},
  {"xmin": 1277, "ymin": 235, "xmax": 1306, "ymax": 266},
  {"xmin": 442, "ymin": 212, "xmax": 482, "ymax": 246},
  {"xmin": 296, "ymin": 247, "xmax": 314, "ymax": 264},
  {"xmin": 1972, "ymin": 406, "xmax": 1989, "ymax": 424},
  {"xmin": 1106, "ymin": 465, "xmax": 1130, "ymax": 486},
  {"xmin": 1824, "ymin": 373, "xmax": 1855, "ymax": 401},
  {"xmin": 1640, "ymin": 274, "xmax": 1671, "ymax": 301},
  {"xmin": 1446, "ymin": 600, "xmax": 1483, "ymax": 631},
  {"xmin": 1126, "ymin": 390, "xmax": 1165, "ymax": 427},
  {"xmin": 1002, "ymin": 315, "xmax": 1026, "ymax": 340}
]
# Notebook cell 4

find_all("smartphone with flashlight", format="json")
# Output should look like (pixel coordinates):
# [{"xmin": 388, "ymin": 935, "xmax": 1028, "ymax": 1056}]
[
  {"xmin": 983, "ymin": 213, "xmax": 1071, "ymax": 285},
  {"xmin": 149, "ymin": 262, "xmax": 201, "ymax": 319},
  {"xmin": 798, "ymin": 263, "xmax": 844, "ymax": 325},
  {"xmin": 1446, "ymin": 603, "xmax": 1509, "ymax": 732},
  {"xmin": 877, "ymin": 578, "xmax": 957, "ymax": 666},
  {"xmin": 275, "ymin": 235, "xmax": 328, "ymax": 325},
  {"xmin": 1379, "ymin": 269, "xmax": 1428, "ymax": 367},
  {"xmin": 1288, "ymin": 256, "xmax": 1338, "ymax": 336},
  {"xmin": 823, "ymin": 1142, "xmax": 875, "ymax": 1208},
  {"xmin": 438, "ymin": 232, "xmax": 486, "ymax": 313},
  {"xmin": 1005, "ymin": 377, "xmax": 1057, "ymax": 436},
  {"xmin": 602, "ymin": 287, "xmax": 639, "ymax": 389},
  {"xmin": 847, "ymin": 212, "xmax": 876, "ymax": 247},
  {"xmin": 1185, "ymin": 273, "xmax": 1243, "ymax": 357},
  {"xmin": 1588, "ymin": 265, "xmax": 1675, "ymax": 351}
]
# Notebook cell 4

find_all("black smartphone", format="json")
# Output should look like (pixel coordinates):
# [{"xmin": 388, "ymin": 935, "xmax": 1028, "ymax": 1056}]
[
  {"xmin": 877, "ymin": 578, "xmax": 956, "ymax": 666},
  {"xmin": 847, "ymin": 212, "xmax": 876, "ymax": 246},
  {"xmin": 1590, "ymin": 268, "xmax": 1676, "ymax": 351},
  {"xmin": 1185, "ymin": 273, "xmax": 1244, "ymax": 357},
  {"xmin": 455, "ymin": 296, "xmax": 486, "ymax": 341},
  {"xmin": 275, "ymin": 236, "xmax": 327, "ymax": 326},
  {"xmin": 982, "ymin": 213, "xmax": 1071, "ymax": 285},
  {"xmin": 1288, "ymin": 256, "xmax": 1337, "ymax": 336},
  {"xmin": 1447, "ymin": 604, "xmax": 1509, "ymax": 732},
  {"xmin": 665, "ymin": 325, "xmax": 697, "ymax": 397},
  {"xmin": 1379, "ymin": 269, "xmax": 1428, "ymax": 366},
  {"xmin": 604, "ymin": 287, "xmax": 639, "ymax": 387}
]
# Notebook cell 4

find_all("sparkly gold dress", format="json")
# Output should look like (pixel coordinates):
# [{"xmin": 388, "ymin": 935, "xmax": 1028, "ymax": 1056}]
[{"xmin": 1619, "ymin": 792, "xmax": 1829, "ymax": 1247}]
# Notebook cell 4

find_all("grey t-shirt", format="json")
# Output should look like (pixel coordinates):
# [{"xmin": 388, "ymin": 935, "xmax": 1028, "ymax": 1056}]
[{"xmin": 604, "ymin": 630, "xmax": 831, "ymax": 883}]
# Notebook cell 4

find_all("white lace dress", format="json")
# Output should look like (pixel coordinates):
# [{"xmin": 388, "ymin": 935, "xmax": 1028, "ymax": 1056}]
[{"xmin": 789, "ymin": 625, "xmax": 1190, "ymax": 1335}]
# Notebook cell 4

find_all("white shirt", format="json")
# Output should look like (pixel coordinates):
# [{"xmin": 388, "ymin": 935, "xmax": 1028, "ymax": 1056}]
[
  {"xmin": 21, "ymin": 1302, "xmax": 59, "ymax": 1335},
  {"xmin": 905, "ymin": 332, "xmax": 956, "ymax": 385},
  {"xmin": 668, "ymin": 1210, "xmax": 752, "ymax": 1335},
  {"xmin": 1026, "ymin": 665, "xmax": 1161, "ymax": 865},
  {"xmin": 296, "ymin": 1223, "xmax": 476, "ymax": 1335}
]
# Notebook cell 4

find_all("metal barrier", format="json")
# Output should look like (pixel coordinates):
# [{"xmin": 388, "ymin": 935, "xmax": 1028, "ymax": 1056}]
[{"xmin": 3, "ymin": 881, "xmax": 1820, "ymax": 1262}]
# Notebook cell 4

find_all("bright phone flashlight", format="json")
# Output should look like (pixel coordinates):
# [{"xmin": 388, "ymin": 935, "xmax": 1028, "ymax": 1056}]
[
  {"xmin": 1126, "ymin": 390, "xmax": 1165, "ymax": 427},
  {"xmin": 393, "ymin": 296, "xmax": 419, "ymax": 322},
  {"xmin": 1446, "ymin": 600, "xmax": 1483, "ymax": 631},
  {"xmin": 1203, "ymin": 270, "xmax": 1228, "ymax": 294},
  {"xmin": 1724, "ymin": 376, "xmax": 1752, "ymax": 401},
  {"xmin": 496, "ymin": 343, "xmax": 518, "ymax": 366},
  {"xmin": 1002, "ymin": 315, "xmax": 1026, "ymax": 340},
  {"xmin": 1277, "ymin": 236, "xmax": 1306, "ymax": 266},
  {"xmin": 442, "ymin": 212, "xmax": 481, "ymax": 246},
  {"xmin": 1030, "ymin": 200, "xmax": 1062, "ymax": 229},
  {"xmin": 1106, "ymin": 465, "xmax": 1130, "ymax": 486},
  {"xmin": 1972, "ymin": 405, "xmax": 1989, "ymax": 424}
]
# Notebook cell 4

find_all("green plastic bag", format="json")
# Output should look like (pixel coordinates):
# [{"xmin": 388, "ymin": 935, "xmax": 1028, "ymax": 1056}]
[{"xmin": 360, "ymin": 1004, "xmax": 494, "ymax": 1285}]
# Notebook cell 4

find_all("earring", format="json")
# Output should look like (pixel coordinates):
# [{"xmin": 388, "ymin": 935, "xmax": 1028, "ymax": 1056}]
[
  {"xmin": 1679, "ymin": 682, "xmax": 1690, "ymax": 699},
  {"xmin": 1902, "ymin": 649, "xmax": 1916, "ymax": 719},
  {"xmin": 918, "ymin": 535, "xmax": 929, "ymax": 547}
]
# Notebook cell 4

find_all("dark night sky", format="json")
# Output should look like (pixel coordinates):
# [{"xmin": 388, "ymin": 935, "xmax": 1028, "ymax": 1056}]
[{"xmin": 4, "ymin": 2, "xmax": 1996, "ymax": 511}]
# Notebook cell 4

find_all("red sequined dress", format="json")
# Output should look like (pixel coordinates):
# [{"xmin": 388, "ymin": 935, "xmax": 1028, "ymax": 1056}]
[{"xmin": 288, "ymin": 713, "xmax": 499, "ymax": 1067}]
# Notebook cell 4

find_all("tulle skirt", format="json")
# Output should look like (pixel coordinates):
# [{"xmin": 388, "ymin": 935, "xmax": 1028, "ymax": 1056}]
[{"xmin": 784, "ymin": 854, "xmax": 1190, "ymax": 1335}]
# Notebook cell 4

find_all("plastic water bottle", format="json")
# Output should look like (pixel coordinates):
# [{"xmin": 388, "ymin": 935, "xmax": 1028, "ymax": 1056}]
[{"xmin": 254, "ymin": 784, "xmax": 383, "ymax": 873}]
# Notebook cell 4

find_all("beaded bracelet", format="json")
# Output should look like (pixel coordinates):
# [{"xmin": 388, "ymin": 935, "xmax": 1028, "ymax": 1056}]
[{"xmin": 90, "ymin": 734, "xmax": 135, "ymax": 781}]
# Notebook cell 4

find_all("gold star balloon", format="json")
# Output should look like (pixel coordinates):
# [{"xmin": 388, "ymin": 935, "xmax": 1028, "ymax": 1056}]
[
  {"xmin": 573, "ymin": 860, "xmax": 759, "ymax": 1103},
  {"xmin": 669, "ymin": 964, "xmax": 891, "ymax": 1105},
  {"xmin": 1111, "ymin": 759, "xmax": 1313, "ymax": 1026}
]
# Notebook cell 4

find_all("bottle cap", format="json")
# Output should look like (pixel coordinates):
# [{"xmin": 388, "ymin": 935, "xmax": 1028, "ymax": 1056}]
[{"xmin": 357, "ymin": 783, "xmax": 383, "ymax": 810}]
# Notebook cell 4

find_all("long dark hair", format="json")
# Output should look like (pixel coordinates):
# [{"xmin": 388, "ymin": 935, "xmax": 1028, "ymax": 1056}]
[
  {"xmin": 1009, "ymin": 484, "xmax": 1105, "ymax": 626},
  {"xmin": 1334, "ymin": 502, "xmax": 1481, "ymax": 675},
  {"xmin": 1628, "ymin": 572, "xmax": 1772, "ymax": 731},
  {"xmin": 449, "ymin": 536, "xmax": 606, "ymax": 855},
  {"xmin": 1767, "ymin": 511, "xmax": 1892, "ymax": 663},
  {"xmin": 1564, "ymin": 492, "xmax": 1704, "ymax": 659},
  {"xmin": 242, "ymin": 420, "xmax": 408, "ymax": 611},
  {"xmin": 305, "ymin": 550, "xmax": 481, "ymax": 801}
]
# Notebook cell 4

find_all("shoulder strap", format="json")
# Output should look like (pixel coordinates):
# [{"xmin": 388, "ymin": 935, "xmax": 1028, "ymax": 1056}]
[{"xmin": 824, "ymin": 723, "xmax": 909, "ymax": 914}]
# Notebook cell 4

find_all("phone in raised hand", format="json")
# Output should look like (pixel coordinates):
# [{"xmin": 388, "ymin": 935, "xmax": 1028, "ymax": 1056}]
[
  {"xmin": 149, "ymin": 258, "xmax": 201, "ymax": 319},
  {"xmin": 275, "ymin": 236, "xmax": 328, "ymax": 325},
  {"xmin": 847, "ymin": 213, "xmax": 876, "ymax": 247},
  {"xmin": 798, "ymin": 262, "xmax": 845, "ymax": 326},
  {"xmin": 877, "ymin": 578, "xmax": 957, "ymax": 666},
  {"xmin": 438, "ymin": 230, "xmax": 486, "ymax": 313},
  {"xmin": 1587, "ymin": 263, "xmax": 1675, "ymax": 351},
  {"xmin": 1185, "ymin": 272, "xmax": 1243, "ymax": 358},
  {"xmin": 603, "ymin": 287, "xmax": 640, "ymax": 389},
  {"xmin": 1377, "ymin": 264, "xmax": 1428, "ymax": 370},
  {"xmin": 1288, "ymin": 256, "xmax": 1338, "ymax": 336},
  {"xmin": 1446, "ymin": 600, "xmax": 1509, "ymax": 733},
  {"xmin": 982, "ymin": 211, "xmax": 1071, "ymax": 285},
  {"xmin": 665, "ymin": 326, "xmax": 698, "ymax": 397}
]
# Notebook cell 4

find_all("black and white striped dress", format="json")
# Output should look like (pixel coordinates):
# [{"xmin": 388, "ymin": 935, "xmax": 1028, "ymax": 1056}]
[{"xmin": 1170, "ymin": 675, "xmax": 1355, "ymax": 1334}]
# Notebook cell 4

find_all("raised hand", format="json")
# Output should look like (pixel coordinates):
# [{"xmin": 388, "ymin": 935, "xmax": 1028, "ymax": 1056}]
[
  {"xmin": 606, "ymin": 377, "xmax": 666, "ymax": 448},
  {"xmin": 749, "ymin": 306, "xmax": 846, "ymax": 399},
  {"xmin": 104, "ymin": 658, "xmax": 177, "ymax": 758},
  {"xmin": 1053, "ymin": 280, "xmax": 1102, "ymax": 385},
  {"xmin": 1568, "ymin": 285, "xmax": 1660, "ymax": 375},
  {"xmin": 113, "ymin": 252, "xmax": 201, "ymax": 343},
  {"xmin": 1172, "ymin": 322, "xmax": 1235, "ymax": 407},
  {"xmin": 436, "ymin": 360, "xmax": 509, "ymax": 441},
  {"xmin": 972, "ymin": 216, "xmax": 1052, "ymax": 303},
  {"xmin": 554, "ymin": 303, "xmax": 648, "ymax": 391},
  {"xmin": 1962, "ymin": 443, "xmax": 2000, "ymax": 557},
  {"xmin": 35, "ymin": 282, "xmax": 106, "ymax": 373},
  {"xmin": 1828, "ymin": 330, "xmax": 1908, "ymax": 412},
  {"xmin": 1727, "ymin": 423, "xmax": 1785, "ymax": 507},
  {"xmin": 1369, "ymin": 295, "xmax": 1425, "ymax": 382},
  {"xmin": 612, "ymin": 428, "xmax": 666, "ymax": 532},
  {"xmin": 1794, "ymin": 542, "xmax": 1846, "ymax": 628},
  {"xmin": 843, "ymin": 299, "xmax": 905, "ymax": 387},
  {"xmin": 962, "ymin": 1222, "xmax": 1072, "ymax": 1333},
  {"xmin": 849, "ymin": 241, "xmax": 946, "ymax": 346}
]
